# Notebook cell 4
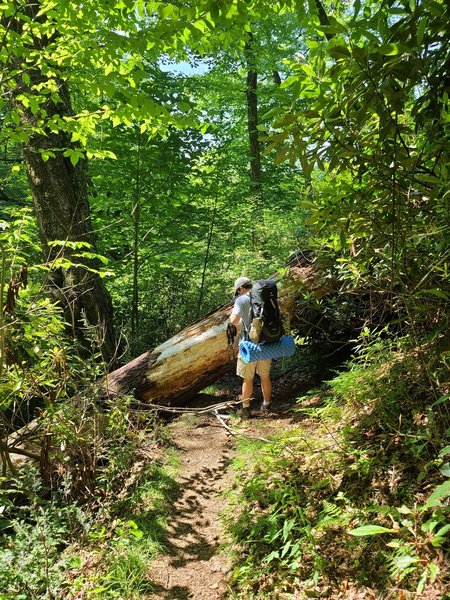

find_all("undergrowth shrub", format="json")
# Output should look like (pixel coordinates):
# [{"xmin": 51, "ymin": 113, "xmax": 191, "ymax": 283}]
[
  {"xmin": 1, "ymin": 208, "xmax": 175, "ymax": 599},
  {"xmin": 0, "ymin": 467, "xmax": 94, "ymax": 599},
  {"xmin": 0, "ymin": 399, "xmax": 174, "ymax": 600},
  {"xmin": 225, "ymin": 337, "xmax": 450, "ymax": 598}
]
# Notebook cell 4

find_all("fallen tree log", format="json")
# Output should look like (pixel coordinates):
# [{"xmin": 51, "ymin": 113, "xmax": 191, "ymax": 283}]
[
  {"xmin": 105, "ymin": 251, "xmax": 331, "ymax": 406},
  {"xmin": 1, "ymin": 252, "xmax": 330, "ymax": 473}
]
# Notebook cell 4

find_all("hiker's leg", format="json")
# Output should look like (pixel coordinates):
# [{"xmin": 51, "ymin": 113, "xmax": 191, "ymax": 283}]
[
  {"xmin": 257, "ymin": 360, "xmax": 272, "ymax": 406},
  {"xmin": 237, "ymin": 358, "xmax": 256, "ymax": 408},
  {"xmin": 260, "ymin": 375, "xmax": 272, "ymax": 404},
  {"xmin": 241, "ymin": 378, "xmax": 254, "ymax": 407}
]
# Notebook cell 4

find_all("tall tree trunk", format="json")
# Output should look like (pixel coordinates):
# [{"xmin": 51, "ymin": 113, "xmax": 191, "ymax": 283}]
[
  {"xmin": 131, "ymin": 131, "xmax": 142, "ymax": 354},
  {"xmin": 245, "ymin": 30, "xmax": 263, "ymax": 248},
  {"xmin": 315, "ymin": 0, "xmax": 334, "ymax": 40},
  {"xmin": 8, "ymin": 3, "xmax": 118, "ymax": 364},
  {"xmin": 20, "ymin": 86, "xmax": 117, "ymax": 364},
  {"xmin": 272, "ymin": 71, "xmax": 282, "ymax": 86},
  {"xmin": 197, "ymin": 193, "xmax": 217, "ymax": 318}
]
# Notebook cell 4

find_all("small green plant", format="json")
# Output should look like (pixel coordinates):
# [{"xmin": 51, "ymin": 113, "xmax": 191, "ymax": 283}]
[
  {"xmin": 0, "ymin": 475, "xmax": 94, "ymax": 600},
  {"xmin": 93, "ymin": 545, "xmax": 154, "ymax": 598},
  {"xmin": 67, "ymin": 453, "xmax": 180, "ymax": 598},
  {"xmin": 349, "ymin": 474, "xmax": 450, "ymax": 593},
  {"xmin": 224, "ymin": 431, "xmax": 334, "ymax": 596},
  {"xmin": 224, "ymin": 336, "xmax": 450, "ymax": 597}
]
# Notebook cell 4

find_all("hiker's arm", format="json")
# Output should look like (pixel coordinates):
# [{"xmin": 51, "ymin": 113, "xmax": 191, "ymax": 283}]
[{"xmin": 229, "ymin": 313, "xmax": 240, "ymax": 326}]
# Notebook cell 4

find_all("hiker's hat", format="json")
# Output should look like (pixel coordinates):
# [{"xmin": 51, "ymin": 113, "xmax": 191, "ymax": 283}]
[{"xmin": 234, "ymin": 276, "xmax": 252, "ymax": 293}]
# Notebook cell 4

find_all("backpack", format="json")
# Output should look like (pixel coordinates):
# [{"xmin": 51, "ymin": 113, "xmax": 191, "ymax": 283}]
[{"xmin": 249, "ymin": 279, "xmax": 284, "ymax": 343}]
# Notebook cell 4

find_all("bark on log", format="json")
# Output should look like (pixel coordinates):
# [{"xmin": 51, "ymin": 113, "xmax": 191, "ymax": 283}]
[{"xmin": 105, "ymin": 251, "xmax": 329, "ymax": 406}]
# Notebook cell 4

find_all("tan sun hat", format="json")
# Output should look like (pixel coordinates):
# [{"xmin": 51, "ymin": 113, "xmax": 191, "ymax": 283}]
[{"xmin": 234, "ymin": 276, "xmax": 252, "ymax": 292}]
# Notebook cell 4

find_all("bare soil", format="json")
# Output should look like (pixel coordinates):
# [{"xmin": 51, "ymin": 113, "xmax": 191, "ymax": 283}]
[
  {"xmin": 145, "ymin": 411, "xmax": 234, "ymax": 599},
  {"xmin": 144, "ymin": 370, "xmax": 313, "ymax": 600}
]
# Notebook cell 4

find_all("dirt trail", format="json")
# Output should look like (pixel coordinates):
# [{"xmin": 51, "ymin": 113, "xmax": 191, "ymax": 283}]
[
  {"xmin": 144, "ymin": 365, "xmax": 318, "ymax": 599},
  {"xmin": 146, "ymin": 411, "xmax": 234, "ymax": 599}
]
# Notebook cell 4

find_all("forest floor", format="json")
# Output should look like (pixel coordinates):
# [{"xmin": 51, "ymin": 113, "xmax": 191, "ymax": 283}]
[{"xmin": 144, "ymin": 366, "xmax": 317, "ymax": 599}]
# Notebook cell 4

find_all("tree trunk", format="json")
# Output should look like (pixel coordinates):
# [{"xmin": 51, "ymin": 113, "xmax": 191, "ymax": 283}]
[
  {"xmin": 131, "ymin": 130, "xmax": 142, "ymax": 354},
  {"xmin": 197, "ymin": 193, "xmax": 218, "ymax": 318},
  {"xmin": 20, "ymin": 86, "xmax": 118, "ymax": 365},
  {"xmin": 104, "ymin": 251, "xmax": 326, "ymax": 406},
  {"xmin": 245, "ymin": 32, "xmax": 262, "ymax": 195},
  {"xmin": 8, "ymin": 3, "xmax": 118, "ymax": 365},
  {"xmin": 314, "ymin": 0, "xmax": 334, "ymax": 40},
  {"xmin": 245, "ymin": 30, "xmax": 263, "ymax": 248}
]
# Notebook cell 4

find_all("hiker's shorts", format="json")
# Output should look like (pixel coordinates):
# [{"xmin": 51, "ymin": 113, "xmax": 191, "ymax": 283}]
[{"xmin": 237, "ymin": 356, "xmax": 272, "ymax": 379}]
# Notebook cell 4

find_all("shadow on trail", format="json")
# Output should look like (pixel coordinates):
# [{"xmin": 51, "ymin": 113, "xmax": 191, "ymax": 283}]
[
  {"xmin": 165, "ymin": 453, "xmax": 231, "ymax": 568},
  {"xmin": 147, "ymin": 584, "xmax": 192, "ymax": 599},
  {"xmin": 143, "ymin": 411, "xmax": 232, "ymax": 599},
  {"xmin": 143, "ymin": 347, "xmax": 350, "ymax": 598}
]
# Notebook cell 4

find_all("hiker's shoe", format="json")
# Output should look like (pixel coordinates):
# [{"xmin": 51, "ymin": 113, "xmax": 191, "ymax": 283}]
[
  {"xmin": 237, "ymin": 406, "xmax": 252, "ymax": 419},
  {"xmin": 259, "ymin": 404, "xmax": 273, "ymax": 416}
]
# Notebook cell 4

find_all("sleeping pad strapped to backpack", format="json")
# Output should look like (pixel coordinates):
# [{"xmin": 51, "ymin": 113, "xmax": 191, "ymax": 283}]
[{"xmin": 250, "ymin": 279, "xmax": 284, "ymax": 343}]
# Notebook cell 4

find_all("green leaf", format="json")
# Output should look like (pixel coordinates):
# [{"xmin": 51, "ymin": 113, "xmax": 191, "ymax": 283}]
[
  {"xmin": 327, "ymin": 16, "xmax": 347, "ymax": 34},
  {"xmin": 328, "ymin": 45, "xmax": 351, "ymax": 60},
  {"xmin": 429, "ymin": 562, "xmax": 439, "ymax": 582},
  {"xmin": 299, "ymin": 200, "xmax": 316, "ymax": 209},
  {"xmin": 349, "ymin": 525, "xmax": 396, "ymax": 536},
  {"xmin": 417, "ymin": 16, "xmax": 427, "ymax": 46},
  {"xmin": 434, "ymin": 524, "xmax": 450, "ymax": 538},
  {"xmin": 262, "ymin": 106, "xmax": 286, "ymax": 119},
  {"xmin": 422, "ymin": 288, "xmax": 449, "ymax": 300},
  {"xmin": 378, "ymin": 43, "xmax": 402, "ymax": 56},
  {"xmin": 427, "ymin": 1, "xmax": 444, "ymax": 16},
  {"xmin": 301, "ymin": 64, "xmax": 315, "ymax": 77},
  {"xmin": 280, "ymin": 75, "xmax": 298, "ymax": 89},
  {"xmin": 394, "ymin": 555, "xmax": 420, "ymax": 570},
  {"xmin": 265, "ymin": 550, "xmax": 280, "ymax": 563},
  {"xmin": 429, "ymin": 392, "xmax": 449, "ymax": 407},
  {"xmin": 440, "ymin": 463, "xmax": 450, "ymax": 477},
  {"xmin": 397, "ymin": 505, "xmax": 412, "ymax": 515},
  {"xmin": 438, "ymin": 445, "xmax": 450, "ymax": 458},
  {"xmin": 281, "ymin": 540, "xmax": 292, "ymax": 557},
  {"xmin": 423, "ymin": 480, "xmax": 450, "ymax": 509}
]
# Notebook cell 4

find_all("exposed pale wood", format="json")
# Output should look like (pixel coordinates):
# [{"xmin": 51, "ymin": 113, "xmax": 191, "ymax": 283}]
[
  {"xmin": 1, "ymin": 420, "xmax": 43, "ymax": 472},
  {"xmin": 104, "ymin": 304, "xmax": 233, "ymax": 405}
]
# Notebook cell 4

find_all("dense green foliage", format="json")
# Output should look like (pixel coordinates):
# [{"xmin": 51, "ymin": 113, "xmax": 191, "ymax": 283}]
[
  {"xmin": 0, "ymin": 0, "xmax": 449, "ymax": 597},
  {"xmin": 225, "ymin": 342, "xmax": 450, "ymax": 597}
]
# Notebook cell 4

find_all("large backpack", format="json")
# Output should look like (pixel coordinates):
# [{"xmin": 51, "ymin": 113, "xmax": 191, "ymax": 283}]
[{"xmin": 249, "ymin": 280, "xmax": 284, "ymax": 343}]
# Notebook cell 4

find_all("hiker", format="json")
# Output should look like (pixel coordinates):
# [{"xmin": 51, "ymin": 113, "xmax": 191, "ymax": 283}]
[{"xmin": 229, "ymin": 276, "xmax": 272, "ymax": 418}]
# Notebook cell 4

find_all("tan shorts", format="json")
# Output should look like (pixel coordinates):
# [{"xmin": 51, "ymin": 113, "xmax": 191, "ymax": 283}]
[{"xmin": 237, "ymin": 357, "xmax": 272, "ymax": 379}]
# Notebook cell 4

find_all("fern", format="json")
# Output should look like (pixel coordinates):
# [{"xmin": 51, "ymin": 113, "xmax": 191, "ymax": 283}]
[
  {"xmin": 387, "ymin": 541, "xmax": 419, "ymax": 583},
  {"xmin": 315, "ymin": 500, "xmax": 352, "ymax": 531}
]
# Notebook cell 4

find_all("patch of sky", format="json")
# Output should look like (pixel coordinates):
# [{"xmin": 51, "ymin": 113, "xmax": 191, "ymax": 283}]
[{"xmin": 159, "ymin": 59, "xmax": 210, "ymax": 76}]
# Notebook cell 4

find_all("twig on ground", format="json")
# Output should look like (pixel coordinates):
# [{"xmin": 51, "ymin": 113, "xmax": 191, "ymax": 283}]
[
  {"xmin": 132, "ymin": 399, "xmax": 242, "ymax": 414},
  {"xmin": 213, "ymin": 411, "xmax": 242, "ymax": 436}
]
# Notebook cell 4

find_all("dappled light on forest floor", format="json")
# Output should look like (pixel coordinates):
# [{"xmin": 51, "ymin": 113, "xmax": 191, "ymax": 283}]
[
  {"xmin": 145, "ymin": 411, "xmax": 233, "ymax": 599},
  {"xmin": 142, "ymin": 360, "xmax": 331, "ymax": 599}
]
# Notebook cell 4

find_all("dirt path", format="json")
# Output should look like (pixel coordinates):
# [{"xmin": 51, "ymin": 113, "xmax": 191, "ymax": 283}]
[
  {"xmin": 144, "ymin": 365, "xmax": 319, "ymax": 599},
  {"xmin": 146, "ymin": 411, "xmax": 234, "ymax": 599}
]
